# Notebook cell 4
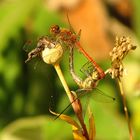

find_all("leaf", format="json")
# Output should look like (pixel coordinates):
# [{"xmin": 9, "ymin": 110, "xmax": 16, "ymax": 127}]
[
  {"xmin": 50, "ymin": 109, "xmax": 79, "ymax": 127},
  {"xmin": 72, "ymin": 125, "xmax": 86, "ymax": 140},
  {"xmin": 49, "ymin": 110, "xmax": 86, "ymax": 140}
]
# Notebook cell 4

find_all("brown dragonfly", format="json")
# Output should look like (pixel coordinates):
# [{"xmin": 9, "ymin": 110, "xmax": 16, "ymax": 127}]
[
  {"xmin": 25, "ymin": 14, "xmax": 105, "ymax": 82},
  {"xmin": 49, "ymin": 22, "xmax": 105, "ymax": 80}
]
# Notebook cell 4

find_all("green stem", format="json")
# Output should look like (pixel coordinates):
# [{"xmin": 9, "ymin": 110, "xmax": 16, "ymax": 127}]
[
  {"xmin": 117, "ymin": 78, "xmax": 133, "ymax": 140},
  {"xmin": 54, "ymin": 63, "xmax": 72, "ymax": 98}
]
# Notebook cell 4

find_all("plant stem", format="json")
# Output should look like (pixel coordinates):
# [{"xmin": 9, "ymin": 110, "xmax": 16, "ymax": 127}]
[
  {"xmin": 54, "ymin": 63, "xmax": 89, "ymax": 140},
  {"xmin": 54, "ymin": 63, "xmax": 72, "ymax": 98},
  {"xmin": 117, "ymin": 78, "xmax": 133, "ymax": 140}
]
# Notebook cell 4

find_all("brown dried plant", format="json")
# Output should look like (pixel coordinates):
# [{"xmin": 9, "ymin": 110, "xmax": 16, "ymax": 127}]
[{"xmin": 106, "ymin": 36, "xmax": 136, "ymax": 140}]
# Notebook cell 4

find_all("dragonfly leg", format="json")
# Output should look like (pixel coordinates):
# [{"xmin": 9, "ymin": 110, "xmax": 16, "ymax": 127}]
[{"xmin": 76, "ymin": 29, "xmax": 81, "ymax": 41}]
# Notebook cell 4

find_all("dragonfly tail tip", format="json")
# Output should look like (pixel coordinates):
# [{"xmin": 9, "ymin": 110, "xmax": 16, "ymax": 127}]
[{"xmin": 113, "ymin": 97, "xmax": 116, "ymax": 101}]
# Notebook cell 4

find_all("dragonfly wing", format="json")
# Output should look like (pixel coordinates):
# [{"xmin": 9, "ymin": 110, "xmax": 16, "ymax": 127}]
[
  {"xmin": 50, "ymin": 87, "xmax": 116, "ymax": 120},
  {"xmin": 66, "ymin": 12, "xmax": 76, "ymax": 34},
  {"xmin": 90, "ymin": 88, "xmax": 116, "ymax": 103},
  {"xmin": 66, "ymin": 12, "xmax": 81, "ymax": 42},
  {"xmin": 23, "ymin": 38, "xmax": 38, "ymax": 52},
  {"xmin": 80, "ymin": 61, "xmax": 95, "ymax": 77},
  {"xmin": 76, "ymin": 88, "xmax": 116, "ymax": 103}
]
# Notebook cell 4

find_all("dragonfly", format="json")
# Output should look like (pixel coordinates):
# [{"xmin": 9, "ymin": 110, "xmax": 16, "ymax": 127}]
[
  {"xmin": 49, "ymin": 14, "xmax": 105, "ymax": 80},
  {"xmin": 69, "ymin": 46, "xmax": 115, "ymax": 100},
  {"xmin": 53, "ymin": 47, "xmax": 115, "ymax": 119},
  {"xmin": 25, "ymin": 14, "xmax": 105, "ymax": 81},
  {"xmin": 69, "ymin": 46, "xmax": 105, "ymax": 91}
]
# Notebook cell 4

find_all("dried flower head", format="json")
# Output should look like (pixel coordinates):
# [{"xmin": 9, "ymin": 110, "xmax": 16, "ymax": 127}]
[{"xmin": 107, "ymin": 36, "xmax": 136, "ymax": 79}]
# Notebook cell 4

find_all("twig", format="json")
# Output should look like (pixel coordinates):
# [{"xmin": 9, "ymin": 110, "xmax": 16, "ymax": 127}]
[
  {"xmin": 108, "ymin": 36, "xmax": 136, "ymax": 140},
  {"xmin": 117, "ymin": 77, "xmax": 133, "ymax": 140}
]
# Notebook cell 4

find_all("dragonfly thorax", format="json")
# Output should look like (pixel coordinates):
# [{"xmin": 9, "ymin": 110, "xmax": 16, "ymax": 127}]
[
  {"xmin": 81, "ymin": 76, "xmax": 98, "ymax": 89},
  {"xmin": 60, "ymin": 30, "xmax": 76, "ymax": 43},
  {"xmin": 91, "ymin": 70, "xmax": 100, "ymax": 81}
]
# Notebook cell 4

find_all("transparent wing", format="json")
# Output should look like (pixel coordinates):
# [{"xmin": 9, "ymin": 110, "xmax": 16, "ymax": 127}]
[
  {"xmin": 80, "ymin": 61, "xmax": 95, "ymax": 77},
  {"xmin": 53, "ymin": 88, "xmax": 116, "ymax": 119},
  {"xmin": 90, "ymin": 88, "xmax": 116, "ymax": 103},
  {"xmin": 66, "ymin": 12, "xmax": 76, "ymax": 34},
  {"xmin": 23, "ymin": 39, "xmax": 37, "ymax": 52},
  {"xmin": 76, "ymin": 88, "xmax": 116, "ymax": 103},
  {"xmin": 66, "ymin": 12, "xmax": 81, "ymax": 42},
  {"xmin": 23, "ymin": 39, "xmax": 42, "ymax": 68}
]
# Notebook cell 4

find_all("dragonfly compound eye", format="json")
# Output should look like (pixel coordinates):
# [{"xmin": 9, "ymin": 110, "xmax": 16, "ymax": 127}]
[{"xmin": 50, "ymin": 25, "xmax": 60, "ymax": 34}]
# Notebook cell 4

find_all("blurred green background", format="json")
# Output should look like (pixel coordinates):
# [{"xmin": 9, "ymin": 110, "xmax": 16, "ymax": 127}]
[{"xmin": 0, "ymin": 0, "xmax": 140, "ymax": 140}]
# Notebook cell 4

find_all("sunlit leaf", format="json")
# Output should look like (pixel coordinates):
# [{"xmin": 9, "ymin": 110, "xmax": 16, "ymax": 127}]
[
  {"xmin": 72, "ymin": 125, "xmax": 86, "ymax": 140},
  {"xmin": 49, "ymin": 110, "xmax": 86, "ymax": 140},
  {"xmin": 49, "ymin": 109, "xmax": 79, "ymax": 127}
]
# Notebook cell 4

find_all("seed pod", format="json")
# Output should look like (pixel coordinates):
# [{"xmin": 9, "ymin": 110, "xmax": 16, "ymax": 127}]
[
  {"xmin": 41, "ymin": 42, "xmax": 63, "ymax": 65},
  {"xmin": 108, "ymin": 36, "xmax": 136, "ymax": 79}
]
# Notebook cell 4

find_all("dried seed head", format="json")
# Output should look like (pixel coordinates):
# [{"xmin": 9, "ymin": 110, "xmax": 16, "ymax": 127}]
[
  {"xmin": 41, "ymin": 42, "xmax": 63, "ymax": 64},
  {"xmin": 108, "ymin": 36, "xmax": 136, "ymax": 78}
]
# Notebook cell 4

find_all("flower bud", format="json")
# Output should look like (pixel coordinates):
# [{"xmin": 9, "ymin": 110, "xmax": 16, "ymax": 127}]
[{"xmin": 41, "ymin": 42, "xmax": 63, "ymax": 65}]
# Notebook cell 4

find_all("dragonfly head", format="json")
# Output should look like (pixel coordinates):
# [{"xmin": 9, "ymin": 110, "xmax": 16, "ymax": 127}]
[{"xmin": 50, "ymin": 25, "xmax": 60, "ymax": 35}]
